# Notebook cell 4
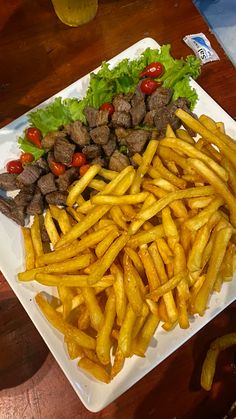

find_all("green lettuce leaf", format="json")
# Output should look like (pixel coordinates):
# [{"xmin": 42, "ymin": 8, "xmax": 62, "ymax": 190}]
[
  {"xmin": 64, "ymin": 97, "xmax": 87, "ymax": 124},
  {"xmin": 24, "ymin": 45, "xmax": 201, "ymax": 147},
  {"xmin": 18, "ymin": 137, "xmax": 46, "ymax": 160},
  {"xmin": 29, "ymin": 97, "xmax": 73, "ymax": 136},
  {"xmin": 172, "ymin": 78, "xmax": 198, "ymax": 110},
  {"xmin": 161, "ymin": 54, "xmax": 201, "ymax": 88}
]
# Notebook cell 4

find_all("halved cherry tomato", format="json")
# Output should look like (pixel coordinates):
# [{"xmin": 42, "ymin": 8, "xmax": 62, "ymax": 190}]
[
  {"xmin": 140, "ymin": 62, "xmax": 164, "ymax": 78},
  {"xmin": 6, "ymin": 159, "xmax": 23, "ymax": 174},
  {"xmin": 100, "ymin": 102, "xmax": 115, "ymax": 116},
  {"xmin": 50, "ymin": 161, "xmax": 66, "ymax": 176},
  {"xmin": 25, "ymin": 127, "xmax": 42, "ymax": 148},
  {"xmin": 80, "ymin": 164, "xmax": 90, "ymax": 177},
  {"xmin": 20, "ymin": 152, "xmax": 34, "ymax": 164},
  {"xmin": 140, "ymin": 78, "xmax": 162, "ymax": 95},
  {"xmin": 71, "ymin": 152, "xmax": 86, "ymax": 167}
]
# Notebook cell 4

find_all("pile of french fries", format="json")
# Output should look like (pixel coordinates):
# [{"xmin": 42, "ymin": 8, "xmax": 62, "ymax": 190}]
[{"xmin": 18, "ymin": 109, "xmax": 236, "ymax": 384}]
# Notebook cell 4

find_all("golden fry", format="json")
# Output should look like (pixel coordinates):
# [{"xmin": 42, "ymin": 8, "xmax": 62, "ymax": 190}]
[
  {"xmin": 118, "ymin": 304, "xmax": 136, "ymax": 357},
  {"xmin": 110, "ymin": 264, "xmax": 127, "ymax": 327},
  {"xmin": 82, "ymin": 287, "xmax": 104, "ymax": 331},
  {"xmin": 175, "ymin": 108, "xmax": 236, "ymax": 170},
  {"xmin": 160, "ymin": 137, "xmax": 227, "ymax": 181},
  {"xmin": 123, "ymin": 254, "xmax": 144, "ymax": 315},
  {"xmin": 95, "ymin": 228, "xmax": 120, "ymax": 258},
  {"xmin": 36, "ymin": 293, "xmax": 96, "ymax": 349},
  {"xmin": 18, "ymin": 253, "xmax": 92, "ymax": 281},
  {"xmin": 37, "ymin": 225, "xmax": 114, "ymax": 266},
  {"xmin": 152, "ymin": 155, "xmax": 186, "ymax": 189},
  {"xmin": 21, "ymin": 227, "xmax": 35, "ymax": 270},
  {"xmin": 149, "ymin": 242, "xmax": 178, "ymax": 323},
  {"xmin": 137, "ymin": 186, "xmax": 215, "ymax": 222},
  {"xmin": 109, "ymin": 206, "xmax": 128, "ymax": 231},
  {"xmin": 78, "ymin": 357, "xmax": 110, "ymax": 384},
  {"xmin": 194, "ymin": 227, "xmax": 233, "ymax": 315},
  {"xmin": 201, "ymin": 333, "xmax": 236, "ymax": 390},
  {"xmin": 124, "ymin": 247, "xmax": 145, "ymax": 279},
  {"xmin": 185, "ymin": 196, "xmax": 224, "ymax": 231},
  {"xmin": 31, "ymin": 214, "xmax": 44, "ymax": 260},
  {"xmin": 91, "ymin": 192, "xmax": 148, "ymax": 206},
  {"xmin": 87, "ymin": 233, "xmax": 129, "ymax": 285},
  {"xmin": 138, "ymin": 246, "xmax": 160, "ymax": 291},
  {"xmin": 188, "ymin": 158, "xmax": 236, "ymax": 227},
  {"xmin": 64, "ymin": 336, "xmax": 84, "ymax": 360},
  {"xmin": 67, "ymin": 164, "xmax": 101, "ymax": 206},
  {"xmin": 130, "ymin": 139, "xmax": 159, "ymax": 194},
  {"xmin": 128, "ymin": 225, "xmax": 165, "ymax": 248},
  {"xmin": 132, "ymin": 313, "xmax": 159, "ymax": 357},
  {"xmin": 96, "ymin": 290, "xmax": 116, "ymax": 365}
]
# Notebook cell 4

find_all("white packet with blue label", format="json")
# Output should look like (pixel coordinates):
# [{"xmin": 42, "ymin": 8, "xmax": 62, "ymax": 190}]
[{"xmin": 183, "ymin": 33, "xmax": 220, "ymax": 64}]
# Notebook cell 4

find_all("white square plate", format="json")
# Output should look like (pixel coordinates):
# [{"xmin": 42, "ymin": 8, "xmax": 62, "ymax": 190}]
[{"xmin": 0, "ymin": 38, "xmax": 236, "ymax": 412}]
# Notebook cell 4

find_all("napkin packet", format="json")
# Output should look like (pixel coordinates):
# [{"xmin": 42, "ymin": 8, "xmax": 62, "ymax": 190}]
[{"xmin": 183, "ymin": 33, "xmax": 220, "ymax": 64}]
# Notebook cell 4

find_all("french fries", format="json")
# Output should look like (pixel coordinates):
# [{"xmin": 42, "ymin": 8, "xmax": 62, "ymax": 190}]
[
  {"xmin": 201, "ymin": 333, "xmax": 236, "ymax": 391},
  {"xmin": 18, "ymin": 112, "xmax": 236, "ymax": 384}
]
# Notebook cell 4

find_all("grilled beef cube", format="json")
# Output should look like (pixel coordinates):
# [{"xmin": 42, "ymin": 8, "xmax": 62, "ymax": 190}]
[
  {"xmin": 45, "ymin": 191, "xmax": 68, "ymax": 206},
  {"xmin": 153, "ymin": 98, "xmax": 192, "ymax": 136},
  {"xmin": 115, "ymin": 127, "xmax": 129, "ymax": 145},
  {"xmin": 82, "ymin": 144, "xmax": 102, "ymax": 160},
  {"xmin": 147, "ymin": 87, "xmax": 173, "ymax": 111},
  {"xmin": 102, "ymin": 134, "xmax": 117, "ymax": 157},
  {"xmin": 42, "ymin": 131, "xmax": 66, "ymax": 150},
  {"xmin": 144, "ymin": 110, "xmax": 156, "ymax": 127},
  {"xmin": 14, "ymin": 184, "xmax": 36, "ymax": 207},
  {"xmin": 90, "ymin": 156, "xmax": 106, "ymax": 167},
  {"xmin": 17, "ymin": 165, "xmax": 42, "ymax": 186},
  {"xmin": 54, "ymin": 138, "xmax": 75, "ymax": 165},
  {"xmin": 0, "ymin": 196, "xmax": 25, "ymax": 226},
  {"xmin": 109, "ymin": 150, "xmax": 130, "ymax": 172},
  {"xmin": 90, "ymin": 126, "xmax": 110, "ymax": 145},
  {"xmin": 113, "ymin": 94, "xmax": 131, "ymax": 112},
  {"xmin": 66, "ymin": 121, "xmax": 90, "ymax": 146},
  {"xmin": 111, "ymin": 112, "xmax": 131, "ymax": 129},
  {"xmin": 35, "ymin": 157, "xmax": 50, "ymax": 174},
  {"xmin": 56, "ymin": 167, "xmax": 80, "ymax": 191},
  {"xmin": 125, "ymin": 130, "xmax": 150, "ymax": 154},
  {"xmin": 26, "ymin": 187, "xmax": 44, "ymax": 215},
  {"xmin": 168, "ymin": 97, "xmax": 194, "ymax": 131},
  {"xmin": 130, "ymin": 96, "xmax": 146, "ymax": 126},
  {"xmin": 96, "ymin": 110, "xmax": 109, "ymax": 126},
  {"xmin": 84, "ymin": 106, "xmax": 98, "ymax": 128},
  {"xmin": 0, "ymin": 173, "xmax": 19, "ymax": 191},
  {"xmin": 38, "ymin": 172, "xmax": 57, "ymax": 195},
  {"xmin": 153, "ymin": 107, "xmax": 170, "ymax": 137}
]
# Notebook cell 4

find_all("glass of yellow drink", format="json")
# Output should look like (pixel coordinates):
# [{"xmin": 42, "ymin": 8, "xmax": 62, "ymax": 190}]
[{"xmin": 51, "ymin": 0, "xmax": 98, "ymax": 27}]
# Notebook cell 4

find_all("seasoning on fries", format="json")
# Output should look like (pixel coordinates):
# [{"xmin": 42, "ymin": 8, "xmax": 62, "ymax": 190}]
[{"xmin": 18, "ymin": 111, "xmax": 236, "ymax": 384}]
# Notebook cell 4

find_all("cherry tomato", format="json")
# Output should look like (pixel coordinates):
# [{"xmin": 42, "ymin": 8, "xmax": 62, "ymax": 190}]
[
  {"xmin": 71, "ymin": 152, "xmax": 86, "ymax": 167},
  {"xmin": 50, "ymin": 161, "xmax": 66, "ymax": 176},
  {"xmin": 140, "ymin": 62, "xmax": 164, "ymax": 78},
  {"xmin": 79, "ymin": 164, "xmax": 90, "ymax": 177},
  {"xmin": 25, "ymin": 127, "xmax": 42, "ymax": 148},
  {"xmin": 140, "ymin": 78, "xmax": 162, "ymax": 95},
  {"xmin": 6, "ymin": 159, "xmax": 23, "ymax": 174},
  {"xmin": 99, "ymin": 102, "xmax": 115, "ymax": 116},
  {"xmin": 20, "ymin": 152, "xmax": 34, "ymax": 164}
]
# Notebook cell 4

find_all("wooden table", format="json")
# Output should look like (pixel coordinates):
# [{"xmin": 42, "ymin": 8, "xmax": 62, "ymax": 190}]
[{"xmin": 0, "ymin": 1, "xmax": 236, "ymax": 418}]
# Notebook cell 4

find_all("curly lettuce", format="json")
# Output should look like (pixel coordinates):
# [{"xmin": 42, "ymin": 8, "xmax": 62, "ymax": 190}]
[{"xmin": 20, "ymin": 45, "xmax": 201, "ymax": 152}]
